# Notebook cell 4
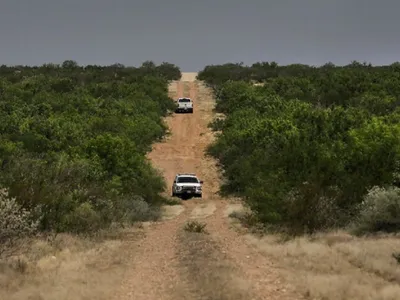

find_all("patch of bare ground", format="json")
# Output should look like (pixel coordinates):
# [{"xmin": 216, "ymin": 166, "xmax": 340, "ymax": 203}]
[
  {"xmin": 161, "ymin": 205, "xmax": 186, "ymax": 220},
  {"xmin": 226, "ymin": 203, "xmax": 400, "ymax": 300},
  {"xmin": 224, "ymin": 200, "xmax": 247, "ymax": 218},
  {"xmin": 180, "ymin": 72, "xmax": 198, "ymax": 82},
  {"xmin": 113, "ymin": 76, "xmax": 220, "ymax": 300},
  {"xmin": 0, "ymin": 229, "xmax": 144, "ymax": 300},
  {"xmin": 176, "ymin": 225, "xmax": 252, "ymax": 300},
  {"xmin": 115, "ymin": 75, "xmax": 301, "ymax": 300},
  {"xmin": 189, "ymin": 202, "xmax": 216, "ymax": 219}
]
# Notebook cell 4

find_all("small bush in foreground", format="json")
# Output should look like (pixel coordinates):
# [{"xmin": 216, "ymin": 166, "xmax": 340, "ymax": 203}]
[
  {"xmin": 113, "ymin": 195, "xmax": 161, "ymax": 224},
  {"xmin": 282, "ymin": 184, "xmax": 346, "ymax": 235},
  {"xmin": 229, "ymin": 210, "xmax": 260, "ymax": 228},
  {"xmin": 353, "ymin": 186, "xmax": 400, "ymax": 235},
  {"xmin": 184, "ymin": 221, "xmax": 207, "ymax": 233},
  {"xmin": 392, "ymin": 252, "xmax": 400, "ymax": 264},
  {"xmin": 0, "ymin": 189, "xmax": 40, "ymax": 253},
  {"xmin": 229, "ymin": 210, "xmax": 267, "ymax": 235}
]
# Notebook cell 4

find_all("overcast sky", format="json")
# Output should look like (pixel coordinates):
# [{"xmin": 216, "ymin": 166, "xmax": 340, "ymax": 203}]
[{"xmin": 0, "ymin": 0, "xmax": 399, "ymax": 71}]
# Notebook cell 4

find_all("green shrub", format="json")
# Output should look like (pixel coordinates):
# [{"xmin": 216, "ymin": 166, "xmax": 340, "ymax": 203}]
[
  {"xmin": 0, "ymin": 61, "xmax": 181, "ymax": 234},
  {"xmin": 112, "ymin": 195, "xmax": 160, "ymax": 224},
  {"xmin": 62, "ymin": 202, "xmax": 102, "ymax": 234},
  {"xmin": 282, "ymin": 184, "xmax": 346, "ymax": 234},
  {"xmin": 353, "ymin": 186, "xmax": 400, "ymax": 235},
  {"xmin": 198, "ymin": 61, "xmax": 400, "ymax": 234}
]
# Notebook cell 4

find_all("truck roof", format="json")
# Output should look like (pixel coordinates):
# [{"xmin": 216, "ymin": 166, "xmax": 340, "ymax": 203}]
[{"xmin": 176, "ymin": 173, "xmax": 197, "ymax": 177}]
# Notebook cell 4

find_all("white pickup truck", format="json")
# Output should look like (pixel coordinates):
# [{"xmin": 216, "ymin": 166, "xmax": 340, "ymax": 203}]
[
  {"xmin": 175, "ymin": 97, "xmax": 193, "ymax": 114},
  {"xmin": 172, "ymin": 173, "xmax": 203, "ymax": 199}
]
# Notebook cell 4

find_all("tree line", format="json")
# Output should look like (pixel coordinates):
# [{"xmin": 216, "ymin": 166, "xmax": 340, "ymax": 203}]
[
  {"xmin": 198, "ymin": 61, "xmax": 400, "ymax": 235},
  {"xmin": 0, "ymin": 60, "xmax": 181, "ymax": 247}
]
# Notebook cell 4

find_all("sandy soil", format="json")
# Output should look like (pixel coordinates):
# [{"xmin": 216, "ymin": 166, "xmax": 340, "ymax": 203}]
[{"xmin": 114, "ymin": 74, "xmax": 301, "ymax": 300}]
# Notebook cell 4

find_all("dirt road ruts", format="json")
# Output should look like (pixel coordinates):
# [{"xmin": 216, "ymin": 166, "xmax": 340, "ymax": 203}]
[{"xmin": 114, "ymin": 73, "xmax": 301, "ymax": 300}]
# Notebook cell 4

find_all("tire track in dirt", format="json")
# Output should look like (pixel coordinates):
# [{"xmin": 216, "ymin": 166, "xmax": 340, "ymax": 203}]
[
  {"xmin": 114, "ymin": 77, "xmax": 214, "ymax": 300},
  {"xmin": 177, "ymin": 80, "xmax": 184, "ymax": 98},
  {"xmin": 188, "ymin": 200, "xmax": 303, "ymax": 300},
  {"xmin": 174, "ymin": 80, "xmax": 303, "ymax": 300}
]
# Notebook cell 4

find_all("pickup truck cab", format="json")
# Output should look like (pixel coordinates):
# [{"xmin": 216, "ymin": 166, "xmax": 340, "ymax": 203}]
[{"xmin": 175, "ymin": 97, "xmax": 193, "ymax": 113}]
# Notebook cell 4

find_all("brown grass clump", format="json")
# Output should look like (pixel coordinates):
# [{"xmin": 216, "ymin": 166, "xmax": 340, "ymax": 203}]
[
  {"xmin": 0, "ymin": 229, "xmax": 142, "ymax": 300},
  {"xmin": 244, "ymin": 230, "xmax": 400, "ymax": 299},
  {"xmin": 226, "ymin": 202, "xmax": 400, "ymax": 299},
  {"xmin": 183, "ymin": 220, "xmax": 207, "ymax": 234}
]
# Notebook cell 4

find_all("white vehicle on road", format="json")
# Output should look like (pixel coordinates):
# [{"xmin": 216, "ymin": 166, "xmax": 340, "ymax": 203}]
[
  {"xmin": 175, "ymin": 97, "xmax": 193, "ymax": 113},
  {"xmin": 172, "ymin": 173, "xmax": 203, "ymax": 199}
]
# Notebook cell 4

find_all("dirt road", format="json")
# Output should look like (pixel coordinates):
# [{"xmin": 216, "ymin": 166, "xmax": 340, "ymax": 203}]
[{"xmin": 114, "ymin": 73, "xmax": 301, "ymax": 300}]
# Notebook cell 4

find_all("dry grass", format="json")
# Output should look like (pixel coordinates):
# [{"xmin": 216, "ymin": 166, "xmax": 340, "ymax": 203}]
[
  {"xmin": 183, "ymin": 220, "xmax": 207, "ymax": 233},
  {"xmin": 224, "ymin": 202, "xmax": 247, "ymax": 218},
  {"xmin": 243, "ymin": 231, "xmax": 400, "ymax": 300},
  {"xmin": 225, "ymin": 203, "xmax": 400, "ymax": 299},
  {"xmin": 0, "ymin": 228, "xmax": 144, "ymax": 300}
]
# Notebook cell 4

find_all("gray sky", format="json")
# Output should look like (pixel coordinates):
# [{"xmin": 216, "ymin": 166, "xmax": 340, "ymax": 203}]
[{"xmin": 0, "ymin": 0, "xmax": 399, "ymax": 71}]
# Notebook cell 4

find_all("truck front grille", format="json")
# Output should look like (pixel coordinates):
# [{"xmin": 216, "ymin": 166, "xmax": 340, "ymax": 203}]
[{"xmin": 182, "ymin": 186, "xmax": 196, "ymax": 192}]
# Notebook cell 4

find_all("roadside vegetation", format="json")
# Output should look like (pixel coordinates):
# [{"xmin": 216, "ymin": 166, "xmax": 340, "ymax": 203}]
[
  {"xmin": 0, "ymin": 60, "xmax": 180, "ymax": 299},
  {"xmin": 0, "ymin": 60, "xmax": 180, "ymax": 241},
  {"xmin": 198, "ymin": 61, "xmax": 400, "ymax": 235},
  {"xmin": 198, "ymin": 61, "xmax": 400, "ymax": 299},
  {"xmin": 183, "ymin": 220, "xmax": 208, "ymax": 234}
]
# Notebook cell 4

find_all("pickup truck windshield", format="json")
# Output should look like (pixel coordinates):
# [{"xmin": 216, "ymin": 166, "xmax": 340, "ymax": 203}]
[
  {"xmin": 178, "ymin": 99, "xmax": 191, "ymax": 102},
  {"xmin": 177, "ymin": 177, "xmax": 198, "ymax": 183}
]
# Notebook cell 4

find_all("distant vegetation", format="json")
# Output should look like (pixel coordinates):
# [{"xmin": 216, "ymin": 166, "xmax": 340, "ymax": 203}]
[
  {"xmin": 198, "ymin": 61, "xmax": 400, "ymax": 235},
  {"xmin": 0, "ymin": 60, "xmax": 181, "ymax": 247}
]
